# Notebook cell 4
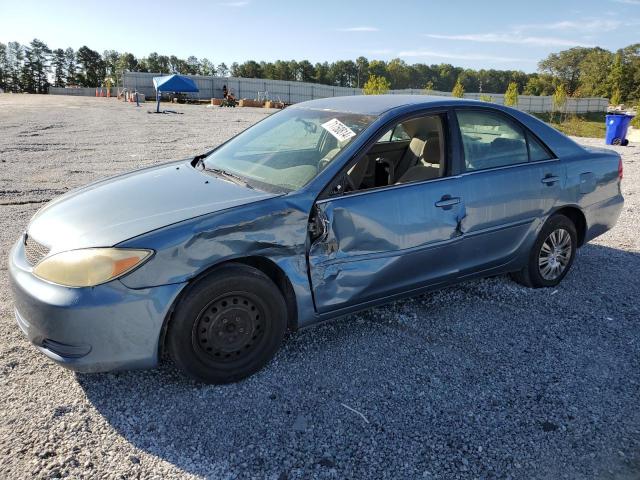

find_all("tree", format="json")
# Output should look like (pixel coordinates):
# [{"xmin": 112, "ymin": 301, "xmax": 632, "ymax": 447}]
[
  {"xmin": 199, "ymin": 58, "xmax": 215, "ymax": 76},
  {"xmin": 523, "ymin": 73, "xmax": 555, "ymax": 96},
  {"xmin": 0, "ymin": 43, "xmax": 8, "ymax": 91},
  {"xmin": 451, "ymin": 78, "xmax": 464, "ymax": 98},
  {"xmin": 504, "ymin": 81, "xmax": 519, "ymax": 107},
  {"xmin": 103, "ymin": 49, "xmax": 119, "ymax": 78},
  {"xmin": 76, "ymin": 45, "xmax": 103, "ymax": 86},
  {"xmin": 552, "ymin": 83, "xmax": 568, "ymax": 122},
  {"xmin": 314, "ymin": 62, "xmax": 330, "ymax": 84},
  {"xmin": 538, "ymin": 47, "xmax": 592, "ymax": 94},
  {"xmin": 423, "ymin": 80, "xmax": 434, "ymax": 93},
  {"xmin": 7, "ymin": 41, "xmax": 24, "ymax": 92},
  {"xmin": 21, "ymin": 39, "xmax": 51, "ymax": 93},
  {"xmin": 186, "ymin": 56, "xmax": 200, "ymax": 75},
  {"xmin": 578, "ymin": 48, "xmax": 613, "ymax": 97},
  {"xmin": 51, "ymin": 48, "xmax": 66, "ymax": 87},
  {"xmin": 355, "ymin": 56, "xmax": 369, "ymax": 87},
  {"xmin": 386, "ymin": 58, "xmax": 410, "ymax": 89},
  {"xmin": 479, "ymin": 94, "xmax": 493, "ymax": 102},
  {"xmin": 608, "ymin": 52, "xmax": 624, "ymax": 104},
  {"xmin": 297, "ymin": 60, "xmax": 315, "ymax": 83},
  {"xmin": 116, "ymin": 52, "xmax": 138, "ymax": 75},
  {"xmin": 217, "ymin": 62, "xmax": 229, "ymax": 77},
  {"xmin": 65, "ymin": 48, "xmax": 77, "ymax": 85},
  {"xmin": 362, "ymin": 74, "xmax": 390, "ymax": 95}
]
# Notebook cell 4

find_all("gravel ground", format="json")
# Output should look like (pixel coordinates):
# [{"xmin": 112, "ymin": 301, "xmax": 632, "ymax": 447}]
[{"xmin": 0, "ymin": 95, "xmax": 638, "ymax": 480}]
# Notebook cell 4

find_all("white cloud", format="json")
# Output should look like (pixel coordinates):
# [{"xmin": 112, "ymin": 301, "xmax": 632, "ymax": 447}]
[
  {"xmin": 423, "ymin": 33, "xmax": 594, "ymax": 48},
  {"xmin": 612, "ymin": 0, "xmax": 640, "ymax": 5},
  {"xmin": 513, "ymin": 19, "xmax": 622, "ymax": 32},
  {"xmin": 397, "ymin": 49, "xmax": 532, "ymax": 63},
  {"xmin": 337, "ymin": 26, "xmax": 379, "ymax": 32}
]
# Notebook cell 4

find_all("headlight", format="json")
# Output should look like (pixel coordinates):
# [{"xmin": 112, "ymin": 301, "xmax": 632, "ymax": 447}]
[{"xmin": 33, "ymin": 248, "xmax": 153, "ymax": 287}]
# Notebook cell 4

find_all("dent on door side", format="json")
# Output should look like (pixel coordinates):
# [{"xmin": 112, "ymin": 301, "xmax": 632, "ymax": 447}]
[{"xmin": 308, "ymin": 193, "xmax": 463, "ymax": 311}]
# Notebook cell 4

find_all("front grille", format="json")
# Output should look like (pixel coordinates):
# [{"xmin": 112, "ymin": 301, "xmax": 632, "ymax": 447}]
[{"xmin": 24, "ymin": 235, "xmax": 50, "ymax": 266}]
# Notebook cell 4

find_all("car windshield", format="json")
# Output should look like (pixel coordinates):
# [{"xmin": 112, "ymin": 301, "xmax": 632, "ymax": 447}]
[{"xmin": 203, "ymin": 108, "xmax": 376, "ymax": 192}]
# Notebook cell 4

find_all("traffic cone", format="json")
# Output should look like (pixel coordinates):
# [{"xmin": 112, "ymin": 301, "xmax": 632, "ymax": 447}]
[{"xmin": 95, "ymin": 88, "xmax": 98, "ymax": 97}]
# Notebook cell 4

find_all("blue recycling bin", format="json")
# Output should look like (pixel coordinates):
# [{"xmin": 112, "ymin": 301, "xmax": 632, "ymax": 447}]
[{"xmin": 605, "ymin": 113, "xmax": 634, "ymax": 146}]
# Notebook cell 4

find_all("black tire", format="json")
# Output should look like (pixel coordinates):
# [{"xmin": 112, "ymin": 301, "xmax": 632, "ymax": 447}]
[
  {"xmin": 167, "ymin": 264, "xmax": 287, "ymax": 384},
  {"xmin": 511, "ymin": 214, "xmax": 577, "ymax": 288}
]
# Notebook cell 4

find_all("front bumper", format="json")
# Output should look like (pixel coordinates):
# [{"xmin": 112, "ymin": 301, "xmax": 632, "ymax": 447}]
[{"xmin": 8, "ymin": 238, "xmax": 186, "ymax": 373}]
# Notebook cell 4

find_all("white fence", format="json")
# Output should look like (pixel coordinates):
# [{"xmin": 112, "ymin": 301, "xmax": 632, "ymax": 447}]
[
  {"xmin": 48, "ymin": 73, "xmax": 609, "ymax": 113},
  {"xmin": 49, "ymin": 86, "xmax": 118, "ymax": 96}
]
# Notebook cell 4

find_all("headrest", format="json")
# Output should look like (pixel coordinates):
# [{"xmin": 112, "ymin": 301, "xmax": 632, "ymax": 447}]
[{"xmin": 422, "ymin": 137, "xmax": 440, "ymax": 163}]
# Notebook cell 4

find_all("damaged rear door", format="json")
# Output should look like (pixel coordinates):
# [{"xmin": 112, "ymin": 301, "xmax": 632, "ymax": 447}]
[{"xmin": 307, "ymin": 180, "xmax": 464, "ymax": 313}]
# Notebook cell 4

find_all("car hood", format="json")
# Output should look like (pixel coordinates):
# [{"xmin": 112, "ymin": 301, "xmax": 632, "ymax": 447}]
[{"xmin": 27, "ymin": 160, "xmax": 277, "ymax": 254}]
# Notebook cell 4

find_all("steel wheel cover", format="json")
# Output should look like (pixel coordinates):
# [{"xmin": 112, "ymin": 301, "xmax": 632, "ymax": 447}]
[{"xmin": 193, "ymin": 293, "xmax": 264, "ymax": 363}]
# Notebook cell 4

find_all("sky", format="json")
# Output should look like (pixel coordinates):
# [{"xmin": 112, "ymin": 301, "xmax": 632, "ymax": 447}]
[{"xmin": 1, "ymin": 0, "xmax": 639, "ymax": 72}]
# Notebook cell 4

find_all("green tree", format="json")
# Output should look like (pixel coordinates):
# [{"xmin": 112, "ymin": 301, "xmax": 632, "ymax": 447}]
[
  {"xmin": 51, "ymin": 48, "xmax": 66, "ymax": 87},
  {"xmin": 355, "ymin": 56, "xmax": 369, "ymax": 87},
  {"xmin": 504, "ymin": 81, "xmax": 519, "ymax": 107},
  {"xmin": 297, "ymin": 60, "xmax": 316, "ymax": 82},
  {"xmin": 538, "ymin": 47, "xmax": 592, "ymax": 94},
  {"xmin": 578, "ymin": 48, "xmax": 613, "ymax": 97},
  {"xmin": 451, "ymin": 78, "xmax": 465, "ymax": 98},
  {"xmin": 217, "ymin": 62, "xmax": 229, "ymax": 76},
  {"xmin": 7, "ymin": 41, "xmax": 24, "ymax": 92},
  {"xmin": 116, "ymin": 52, "xmax": 138, "ymax": 75},
  {"xmin": 76, "ymin": 45, "xmax": 104, "ymax": 87},
  {"xmin": 199, "ymin": 58, "xmax": 215, "ymax": 76},
  {"xmin": 65, "ymin": 48, "xmax": 76, "ymax": 85},
  {"xmin": 186, "ymin": 56, "xmax": 200, "ymax": 75},
  {"xmin": 423, "ymin": 80, "xmax": 434, "ymax": 93},
  {"xmin": 363, "ymin": 74, "xmax": 390, "ymax": 95},
  {"xmin": 608, "ymin": 52, "xmax": 624, "ymax": 103},
  {"xmin": 0, "ymin": 43, "xmax": 9, "ymax": 91},
  {"xmin": 552, "ymin": 83, "xmax": 568, "ymax": 122},
  {"xmin": 21, "ymin": 39, "xmax": 50, "ymax": 93},
  {"xmin": 314, "ymin": 61, "xmax": 330, "ymax": 84},
  {"xmin": 386, "ymin": 58, "xmax": 410, "ymax": 89},
  {"xmin": 103, "ymin": 49, "xmax": 119, "ymax": 78},
  {"xmin": 523, "ymin": 73, "xmax": 556, "ymax": 96}
]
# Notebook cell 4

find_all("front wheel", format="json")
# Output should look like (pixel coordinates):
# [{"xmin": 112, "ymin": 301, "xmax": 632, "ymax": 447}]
[
  {"xmin": 167, "ymin": 264, "xmax": 287, "ymax": 384},
  {"xmin": 511, "ymin": 214, "xmax": 577, "ymax": 288}
]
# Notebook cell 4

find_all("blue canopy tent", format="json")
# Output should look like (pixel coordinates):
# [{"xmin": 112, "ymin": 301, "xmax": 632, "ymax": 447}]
[{"xmin": 152, "ymin": 74, "xmax": 199, "ymax": 113}]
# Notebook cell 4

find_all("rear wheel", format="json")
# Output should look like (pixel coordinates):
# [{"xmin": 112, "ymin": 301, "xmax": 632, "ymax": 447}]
[
  {"xmin": 511, "ymin": 214, "xmax": 577, "ymax": 288},
  {"xmin": 167, "ymin": 264, "xmax": 287, "ymax": 384}
]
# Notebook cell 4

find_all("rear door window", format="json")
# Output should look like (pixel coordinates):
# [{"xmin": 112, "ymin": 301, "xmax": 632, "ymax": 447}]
[{"xmin": 456, "ymin": 110, "xmax": 529, "ymax": 171}]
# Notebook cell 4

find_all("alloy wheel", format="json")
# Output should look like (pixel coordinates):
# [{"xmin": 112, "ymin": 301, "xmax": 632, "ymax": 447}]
[{"xmin": 538, "ymin": 228, "xmax": 572, "ymax": 281}]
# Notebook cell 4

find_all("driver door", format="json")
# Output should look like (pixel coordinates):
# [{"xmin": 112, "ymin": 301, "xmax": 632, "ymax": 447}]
[{"xmin": 307, "ymin": 111, "xmax": 464, "ymax": 313}]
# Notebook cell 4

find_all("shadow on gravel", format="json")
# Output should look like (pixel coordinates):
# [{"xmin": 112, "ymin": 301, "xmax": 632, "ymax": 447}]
[{"xmin": 77, "ymin": 243, "xmax": 640, "ymax": 479}]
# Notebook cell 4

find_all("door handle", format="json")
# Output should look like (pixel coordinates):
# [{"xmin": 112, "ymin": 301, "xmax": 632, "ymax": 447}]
[
  {"xmin": 541, "ymin": 175, "xmax": 560, "ymax": 185},
  {"xmin": 435, "ymin": 196, "xmax": 461, "ymax": 208}
]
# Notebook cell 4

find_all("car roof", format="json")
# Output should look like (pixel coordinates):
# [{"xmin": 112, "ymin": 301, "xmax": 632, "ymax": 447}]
[{"xmin": 291, "ymin": 94, "xmax": 481, "ymax": 115}]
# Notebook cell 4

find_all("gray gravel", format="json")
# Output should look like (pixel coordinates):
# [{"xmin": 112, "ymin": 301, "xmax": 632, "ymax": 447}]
[{"xmin": 1, "ymin": 95, "xmax": 639, "ymax": 480}]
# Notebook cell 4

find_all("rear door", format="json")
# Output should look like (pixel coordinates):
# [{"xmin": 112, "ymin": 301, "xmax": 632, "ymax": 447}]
[{"xmin": 454, "ymin": 108, "xmax": 562, "ymax": 275}]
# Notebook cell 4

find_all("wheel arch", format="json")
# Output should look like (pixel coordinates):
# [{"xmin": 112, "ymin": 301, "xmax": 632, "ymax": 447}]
[
  {"xmin": 551, "ymin": 205, "xmax": 587, "ymax": 247},
  {"xmin": 158, "ymin": 256, "xmax": 298, "ymax": 359}
]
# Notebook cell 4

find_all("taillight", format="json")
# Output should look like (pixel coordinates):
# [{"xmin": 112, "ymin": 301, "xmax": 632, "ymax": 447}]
[{"xmin": 618, "ymin": 157, "xmax": 623, "ymax": 181}]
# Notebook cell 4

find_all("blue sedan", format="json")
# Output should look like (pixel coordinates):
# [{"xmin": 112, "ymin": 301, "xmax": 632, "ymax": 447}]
[{"xmin": 9, "ymin": 95, "xmax": 624, "ymax": 383}]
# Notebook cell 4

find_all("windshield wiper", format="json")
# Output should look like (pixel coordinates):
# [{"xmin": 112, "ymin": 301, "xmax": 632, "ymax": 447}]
[{"xmin": 204, "ymin": 166, "xmax": 254, "ymax": 189}]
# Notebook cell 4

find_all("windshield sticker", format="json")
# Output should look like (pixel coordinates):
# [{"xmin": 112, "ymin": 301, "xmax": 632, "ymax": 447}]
[{"xmin": 321, "ymin": 118, "xmax": 357, "ymax": 142}]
